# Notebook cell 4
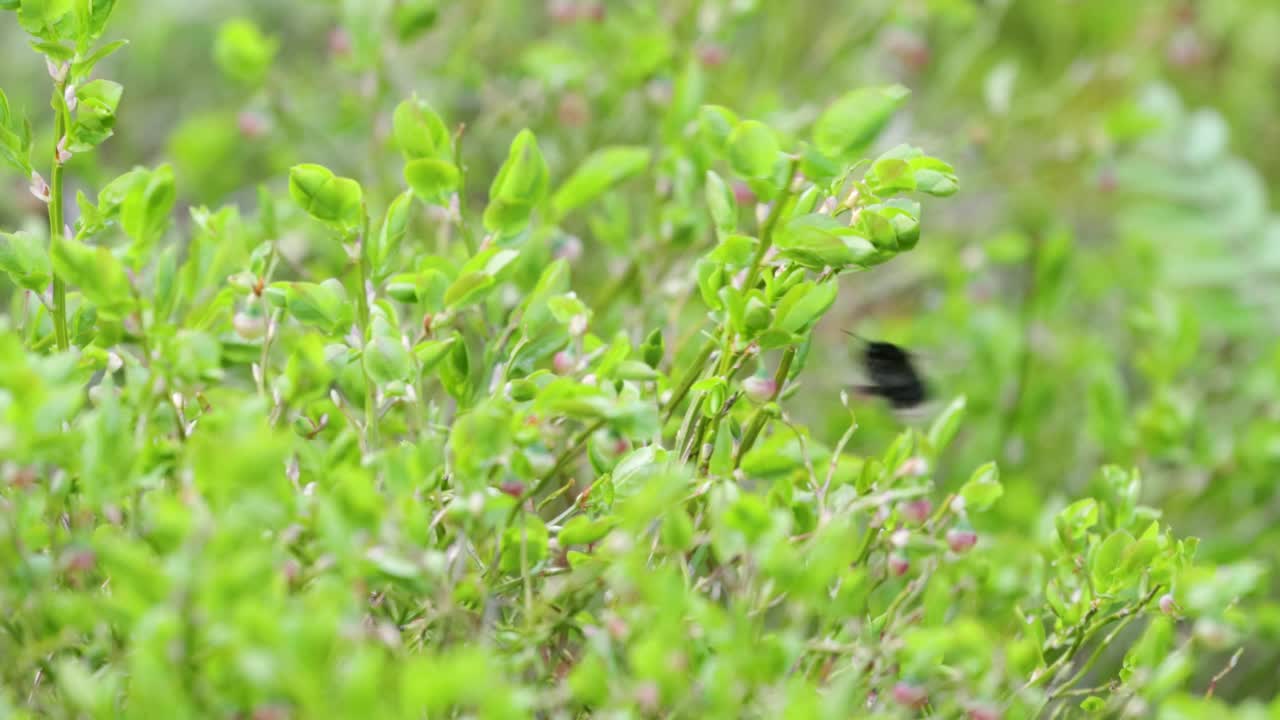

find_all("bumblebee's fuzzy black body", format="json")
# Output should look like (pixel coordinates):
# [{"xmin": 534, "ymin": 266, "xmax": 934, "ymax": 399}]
[{"xmin": 856, "ymin": 339, "xmax": 928, "ymax": 410}]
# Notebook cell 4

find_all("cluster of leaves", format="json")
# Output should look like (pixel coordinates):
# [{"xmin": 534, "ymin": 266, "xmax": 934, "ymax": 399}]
[{"xmin": 2, "ymin": 1, "xmax": 1279, "ymax": 718}]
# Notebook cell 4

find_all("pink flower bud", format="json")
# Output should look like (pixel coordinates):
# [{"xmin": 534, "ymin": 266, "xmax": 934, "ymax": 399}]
[
  {"xmin": 233, "ymin": 312, "xmax": 266, "ymax": 340},
  {"xmin": 569, "ymin": 314, "xmax": 588, "ymax": 337},
  {"xmin": 946, "ymin": 528, "xmax": 978, "ymax": 553},
  {"xmin": 896, "ymin": 456, "xmax": 929, "ymax": 477},
  {"xmin": 546, "ymin": 0, "xmax": 577, "ymax": 23},
  {"xmin": 870, "ymin": 505, "xmax": 890, "ymax": 529},
  {"xmin": 742, "ymin": 376, "xmax": 777, "ymax": 404},
  {"xmin": 238, "ymin": 111, "xmax": 268, "ymax": 138},
  {"xmin": 553, "ymin": 351, "xmax": 575, "ymax": 375},
  {"xmin": 1159, "ymin": 593, "xmax": 1179, "ymax": 616},
  {"xmin": 634, "ymin": 682, "xmax": 660, "ymax": 714},
  {"xmin": 697, "ymin": 42, "xmax": 728, "ymax": 68},
  {"xmin": 1166, "ymin": 27, "xmax": 1205, "ymax": 68},
  {"xmin": 901, "ymin": 498, "xmax": 932, "ymax": 524},
  {"xmin": 553, "ymin": 233, "xmax": 584, "ymax": 261},
  {"xmin": 884, "ymin": 28, "xmax": 931, "ymax": 72},
  {"xmin": 732, "ymin": 181, "xmax": 756, "ymax": 207},
  {"xmin": 64, "ymin": 84, "xmax": 78, "ymax": 112},
  {"xmin": 1097, "ymin": 166, "xmax": 1118, "ymax": 194},
  {"xmin": 967, "ymin": 702, "xmax": 1002, "ymax": 720},
  {"xmin": 892, "ymin": 682, "xmax": 927, "ymax": 709},
  {"xmin": 29, "ymin": 172, "xmax": 50, "ymax": 203},
  {"xmin": 557, "ymin": 92, "xmax": 590, "ymax": 128},
  {"xmin": 645, "ymin": 79, "xmax": 673, "ymax": 106},
  {"xmin": 46, "ymin": 58, "xmax": 68, "ymax": 83},
  {"xmin": 55, "ymin": 136, "xmax": 72, "ymax": 165},
  {"xmin": 499, "ymin": 480, "xmax": 526, "ymax": 498},
  {"xmin": 328, "ymin": 27, "xmax": 352, "ymax": 56},
  {"xmin": 889, "ymin": 553, "xmax": 910, "ymax": 577}
]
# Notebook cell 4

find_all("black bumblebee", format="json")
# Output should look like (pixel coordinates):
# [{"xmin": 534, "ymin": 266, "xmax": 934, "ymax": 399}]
[{"xmin": 844, "ymin": 332, "xmax": 929, "ymax": 410}]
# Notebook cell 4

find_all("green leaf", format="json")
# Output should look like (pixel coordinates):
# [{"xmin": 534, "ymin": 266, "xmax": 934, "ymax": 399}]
[
  {"xmin": 444, "ymin": 249, "xmax": 517, "ymax": 309},
  {"xmin": 393, "ymin": 0, "xmax": 438, "ymax": 42},
  {"xmin": 0, "ymin": 89, "xmax": 34, "ymax": 174},
  {"xmin": 370, "ymin": 190, "xmax": 412, "ymax": 281},
  {"xmin": 288, "ymin": 163, "xmax": 364, "ymax": 227},
  {"xmin": 266, "ymin": 279, "xmax": 354, "ymax": 334},
  {"xmin": 812, "ymin": 85, "xmax": 910, "ymax": 158},
  {"xmin": 404, "ymin": 158, "xmax": 460, "ymax": 203},
  {"xmin": 559, "ymin": 515, "xmax": 617, "ymax": 546},
  {"xmin": 550, "ymin": 145, "xmax": 650, "ymax": 220},
  {"xmin": 774, "ymin": 213, "xmax": 875, "ymax": 270},
  {"xmin": 772, "ymin": 280, "xmax": 838, "ymax": 334},
  {"xmin": 697, "ymin": 104, "xmax": 738, "ymax": 153},
  {"xmin": 72, "ymin": 39, "xmax": 128, "ymax": 80},
  {"xmin": 1056, "ymin": 499, "xmax": 1100, "ymax": 549},
  {"xmin": 119, "ymin": 164, "xmax": 175, "ymax": 264},
  {"xmin": 51, "ymin": 233, "xmax": 133, "ymax": 317},
  {"xmin": 364, "ymin": 335, "xmax": 412, "ymax": 385},
  {"xmin": 1090, "ymin": 529, "xmax": 1135, "ymax": 592},
  {"xmin": 74, "ymin": 4, "xmax": 121, "ymax": 48},
  {"xmin": 18, "ymin": 0, "xmax": 72, "ymax": 34},
  {"xmin": 414, "ymin": 335, "xmax": 458, "ymax": 372},
  {"xmin": 910, "ymin": 156, "xmax": 959, "ymax": 197},
  {"xmin": 728, "ymin": 120, "xmax": 780, "ymax": 179},
  {"xmin": 501, "ymin": 514, "xmax": 550, "ymax": 573},
  {"xmin": 866, "ymin": 157, "xmax": 915, "ymax": 194},
  {"xmin": 958, "ymin": 462, "xmax": 1002, "ymax": 512},
  {"xmin": 484, "ymin": 129, "xmax": 549, "ymax": 235},
  {"xmin": 213, "ymin": 18, "xmax": 277, "ymax": 86},
  {"xmin": 0, "ymin": 231, "xmax": 52, "ymax": 292},
  {"xmin": 392, "ymin": 95, "xmax": 451, "ymax": 160},
  {"xmin": 705, "ymin": 170, "xmax": 737, "ymax": 235},
  {"xmin": 926, "ymin": 395, "xmax": 967, "ymax": 454},
  {"xmin": 69, "ymin": 78, "xmax": 123, "ymax": 150},
  {"xmin": 31, "ymin": 39, "xmax": 74, "ymax": 62}
]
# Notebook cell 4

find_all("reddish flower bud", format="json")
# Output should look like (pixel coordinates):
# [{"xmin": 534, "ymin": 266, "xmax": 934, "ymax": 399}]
[
  {"xmin": 889, "ymin": 553, "xmax": 910, "ymax": 577},
  {"xmin": 884, "ymin": 28, "xmax": 931, "ymax": 72},
  {"xmin": 732, "ymin": 181, "xmax": 756, "ymax": 207},
  {"xmin": 892, "ymin": 682, "xmax": 927, "ymax": 709},
  {"xmin": 697, "ymin": 42, "xmax": 727, "ymax": 68},
  {"xmin": 553, "ymin": 351, "xmax": 574, "ymax": 375},
  {"xmin": 328, "ymin": 28, "xmax": 352, "ymax": 57},
  {"xmin": 742, "ymin": 376, "xmax": 777, "ymax": 404},
  {"xmin": 499, "ymin": 480, "xmax": 526, "ymax": 498},
  {"xmin": 946, "ymin": 528, "xmax": 978, "ymax": 553},
  {"xmin": 967, "ymin": 702, "xmax": 1002, "ymax": 720},
  {"xmin": 1097, "ymin": 166, "xmax": 1118, "ymax": 194},
  {"xmin": 29, "ymin": 171, "xmax": 50, "ymax": 203},
  {"xmin": 870, "ymin": 505, "xmax": 890, "ymax": 529},
  {"xmin": 546, "ymin": 0, "xmax": 577, "ymax": 23},
  {"xmin": 896, "ymin": 456, "xmax": 929, "ymax": 477},
  {"xmin": 238, "ymin": 111, "xmax": 268, "ymax": 138},
  {"xmin": 635, "ymin": 682, "xmax": 660, "ymax": 714},
  {"xmin": 1159, "ymin": 593, "xmax": 1179, "ymax": 616},
  {"xmin": 901, "ymin": 498, "xmax": 932, "ymax": 524},
  {"xmin": 557, "ymin": 92, "xmax": 590, "ymax": 128}
]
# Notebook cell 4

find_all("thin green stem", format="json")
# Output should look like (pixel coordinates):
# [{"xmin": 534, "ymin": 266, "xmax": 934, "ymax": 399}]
[
  {"xmin": 734, "ymin": 345, "xmax": 796, "ymax": 468},
  {"xmin": 742, "ymin": 157, "xmax": 800, "ymax": 293},
  {"xmin": 49, "ymin": 89, "xmax": 70, "ymax": 352},
  {"xmin": 662, "ymin": 339, "xmax": 715, "ymax": 422},
  {"xmin": 353, "ymin": 214, "xmax": 378, "ymax": 450}
]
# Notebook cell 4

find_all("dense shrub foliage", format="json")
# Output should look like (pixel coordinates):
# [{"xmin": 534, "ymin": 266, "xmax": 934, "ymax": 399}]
[{"xmin": 3, "ymin": 1, "xmax": 1280, "ymax": 718}]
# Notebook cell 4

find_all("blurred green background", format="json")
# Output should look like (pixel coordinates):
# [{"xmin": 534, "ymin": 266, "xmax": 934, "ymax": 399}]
[{"xmin": 5, "ymin": 0, "xmax": 1280, "ymax": 700}]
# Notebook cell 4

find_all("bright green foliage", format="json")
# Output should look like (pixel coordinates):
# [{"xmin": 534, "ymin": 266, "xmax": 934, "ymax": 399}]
[{"xmin": 2, "ymin": 1, "xmax": 1280, "ymax": 719}]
